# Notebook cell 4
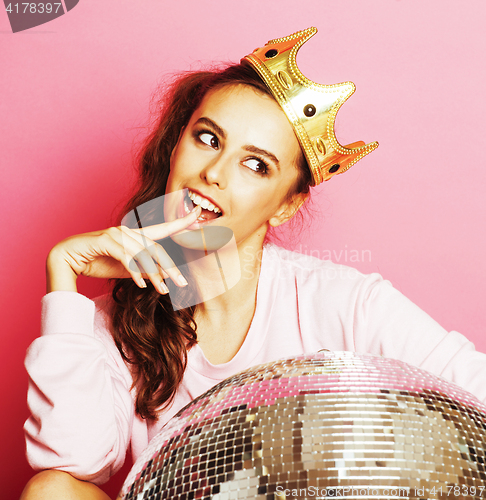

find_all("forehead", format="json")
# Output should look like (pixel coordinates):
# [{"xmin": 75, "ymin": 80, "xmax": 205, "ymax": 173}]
[{"xmin": 194, "ymin": 84, "xmax": 281, "ymax": 120}]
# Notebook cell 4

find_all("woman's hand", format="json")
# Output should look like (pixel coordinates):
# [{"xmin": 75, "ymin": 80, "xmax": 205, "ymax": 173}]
[{"xmin": 46, "ymin": 205, "xmax": 202, "ymax": 294}]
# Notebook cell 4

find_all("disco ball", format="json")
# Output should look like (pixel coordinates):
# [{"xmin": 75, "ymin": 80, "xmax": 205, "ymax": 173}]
[{"xmin": 119, "ymin": 351, "xmax": 486, "ymax": 500}]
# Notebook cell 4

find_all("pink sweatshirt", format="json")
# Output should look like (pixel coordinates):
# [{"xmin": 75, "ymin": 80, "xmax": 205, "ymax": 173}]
[{"xmin": 24, "ymin": 244, "xmax": 486, "ymax": 484}]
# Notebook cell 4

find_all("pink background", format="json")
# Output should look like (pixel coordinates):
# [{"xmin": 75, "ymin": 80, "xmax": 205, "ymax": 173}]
[{"xmin": 2, "ymin": 0, "xmax": 486, "ymax": 497}]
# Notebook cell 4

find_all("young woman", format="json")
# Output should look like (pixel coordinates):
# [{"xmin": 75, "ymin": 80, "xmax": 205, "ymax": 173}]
[{"xmin": 20, "ymin": 28, "xmax": 486, "ymax": 500}]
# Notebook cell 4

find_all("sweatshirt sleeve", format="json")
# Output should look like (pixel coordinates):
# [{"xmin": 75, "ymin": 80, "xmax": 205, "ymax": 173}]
[
  {"xmin": 23, "ymin": 291, "xmax": 135, "ymax": 485},
  {"xmin": 353, "ymin": 273, "xmax": 486, "ymax": 404}
]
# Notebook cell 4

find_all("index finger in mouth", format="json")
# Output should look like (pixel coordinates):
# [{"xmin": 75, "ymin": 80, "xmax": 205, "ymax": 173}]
[{"xmin": 133, "ymin": 206, "xmax": 202, "ymax": 241}]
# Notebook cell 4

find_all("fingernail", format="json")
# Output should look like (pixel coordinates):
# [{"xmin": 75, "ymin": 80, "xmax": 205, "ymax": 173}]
[
  {"xmin": 191, "ymin": 205, "xmax": 202, "ymax": 215},
  {"xmin": 178, "ymin": 275, "xmax": 188, "ymax": 286},
  {"xmin": 138, "ymin": 277, "xmax": 147, "ymax": 288},
  {"xmin": 157, "ymin": 280, "xmax": 169, "ymax": 294}
]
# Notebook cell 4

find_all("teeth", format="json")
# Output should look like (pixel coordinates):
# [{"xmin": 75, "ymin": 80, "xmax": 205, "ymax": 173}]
[{"xmin": 188, "ymin": 190, "xmax": 221, "ymax": 214}]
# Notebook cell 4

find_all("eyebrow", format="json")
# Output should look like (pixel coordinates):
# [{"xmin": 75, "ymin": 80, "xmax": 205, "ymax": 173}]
[
  {"xmin": 243, "ymin": 145, "xmax": 280, "ymax": 170},
  {"xmin": 194, "ymin": 117, "xmax": 226, "ymax": 140},
  {"xmin": 194, "ymin": 116, "xmax": 281, "ymax": 170}
]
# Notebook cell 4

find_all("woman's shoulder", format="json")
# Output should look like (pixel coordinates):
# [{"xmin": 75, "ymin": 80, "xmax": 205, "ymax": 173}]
[
  {"xmin": 42, "ymin": 291, "xmax": 119, "ymax": 349},
  {"xmin": 91, "ymin": 293, "xmax": 117, "ymax": 342},
  {"xmin": 35, "ymin": 290, "xmax": 133, "ymax": 380},
  {"xmin": 92, "ymin": 292, "xmax": 113, "ymax": 323},
  {"xmin": 263, "ymin": 243, "xmax": 389, "ymax": 300},
  {"xmin": 264, "ymin": 243, "xmax": 372, "ymax": 277},
  {"xmin": 91, "ymin": 293, "xmax": 135, "ymax": 380}
]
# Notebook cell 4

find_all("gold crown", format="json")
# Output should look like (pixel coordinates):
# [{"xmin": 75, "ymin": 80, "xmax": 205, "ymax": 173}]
[{"xmin": 243, "ymin": 27, "xmax": 378, "ymax": 185}]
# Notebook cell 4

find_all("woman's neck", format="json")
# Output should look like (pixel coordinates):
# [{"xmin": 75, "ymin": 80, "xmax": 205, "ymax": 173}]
[
  {"xmin": 190, "ymin": 240, "xmax": 264, "ymax": 364},
  {"xmin": 183, "ymin": 238, "xmax": 263, "ymax": 317}
]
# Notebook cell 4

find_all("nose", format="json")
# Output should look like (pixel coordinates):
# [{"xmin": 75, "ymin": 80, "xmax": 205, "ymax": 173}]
[{"xmin": 200, "ymin": 154, "xmax": 229, "ymax": 189}]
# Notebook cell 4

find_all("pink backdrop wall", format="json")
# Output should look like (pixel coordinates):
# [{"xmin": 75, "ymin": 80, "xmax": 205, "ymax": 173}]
[{"xmin": 2, "ymin": 0, "xmax": 486, "ymax": 497}]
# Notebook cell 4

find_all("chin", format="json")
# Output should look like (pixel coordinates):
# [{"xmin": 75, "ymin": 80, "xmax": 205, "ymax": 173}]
[{"xmin": 170, "ymin": 224, "xmax": 234, "ymax": 253}]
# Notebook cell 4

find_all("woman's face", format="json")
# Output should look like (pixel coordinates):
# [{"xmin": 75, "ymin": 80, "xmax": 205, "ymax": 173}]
[{"xmin": 165, "ymin": 84, "xmax": 305, "ymax": 250}]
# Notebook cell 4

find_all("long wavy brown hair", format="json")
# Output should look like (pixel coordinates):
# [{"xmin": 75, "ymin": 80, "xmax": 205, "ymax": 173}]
[{"xmin": 110, "ymin": 62, "xmax": 313, "ymax": 420}]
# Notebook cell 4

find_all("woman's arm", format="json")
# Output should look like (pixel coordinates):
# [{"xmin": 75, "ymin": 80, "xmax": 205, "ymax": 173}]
[
  {"xmin": 354, "ymin": 273, "xmax": 486, "ymax": 403},
  {"xmin": 23, "ymin": 206, "xmax": 203, "ymax": 483},
  {"xmin": 24, "ymin": 292, "xmax": 134, "ymax": 485}
]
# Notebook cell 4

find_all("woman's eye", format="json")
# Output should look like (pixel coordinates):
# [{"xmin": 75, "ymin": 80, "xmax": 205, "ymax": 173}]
[
  {"xmin": 199, "ymin": 132, "xmax": 219, "ymax": 149},
  {"xmin": 243, "ymin": 158, "xmax": 268, "ymax": 175}
]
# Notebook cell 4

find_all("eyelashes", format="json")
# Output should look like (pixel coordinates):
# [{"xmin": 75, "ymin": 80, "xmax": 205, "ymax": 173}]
[
  {"xmin": 193, "ymin": 128, "xmax": 270, "ymax": 176},
  {"xmin": 197, "ymin": 130, "xmax": 219, "ymax": 149},
  {"xmin": 242, "ymin": 158, "xmax": 269, "ymax": 176}
]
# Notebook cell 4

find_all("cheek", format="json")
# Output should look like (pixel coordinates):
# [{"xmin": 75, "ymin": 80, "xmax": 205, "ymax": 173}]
[
  {"xmin": 170, "ymin": 142, "xmax": 203, "ymax": 178},
  {"xmin": 169, "ymin": 146, "xmax": 182, "ymax": 173},
  {"xmin": 236, "ymin": 191, "xmax": 280, "ymax": 222},
  {"xmin": 165, "ymin": 168, "xmax": 177, "ymax": 194}
]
